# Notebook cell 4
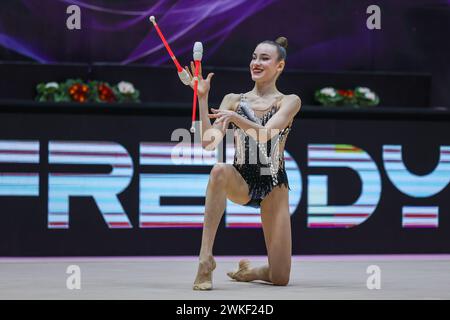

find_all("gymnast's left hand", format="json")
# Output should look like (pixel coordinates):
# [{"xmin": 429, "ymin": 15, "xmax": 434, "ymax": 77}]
[{"xmin": 208, "ymin": 108, "xmax": 237, "ymax": 132}]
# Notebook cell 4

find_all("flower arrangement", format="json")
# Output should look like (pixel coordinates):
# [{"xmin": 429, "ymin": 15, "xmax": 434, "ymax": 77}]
[
  {"xmin": 36, "ymin": 79, "xmax": 140, "ymax": 103},
  {"xmin": 315, "ymin": 87, "xmax": 379, "ymax": 107},
  {"xmin": 67, "ymin": 79, "xmax": 90, "ymax": 103}
]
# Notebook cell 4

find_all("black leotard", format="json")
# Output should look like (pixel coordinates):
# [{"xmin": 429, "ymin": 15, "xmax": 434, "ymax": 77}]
[{"xmin": 231, "ymin": 93, "xmax": 292, "ymax": 208}]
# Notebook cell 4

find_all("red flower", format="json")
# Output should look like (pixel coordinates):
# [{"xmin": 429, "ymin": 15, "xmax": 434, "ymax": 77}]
[
  {"xmin": 338, "ymin": 89, "xmax": 354, "ymax": 98},
  {"xmin": 97, "ymin": 83, "xmax": 116, "ymax": 102},
  {"xmin": 68, "ymin": 83, "xmax": 89, "ymax": 103}
]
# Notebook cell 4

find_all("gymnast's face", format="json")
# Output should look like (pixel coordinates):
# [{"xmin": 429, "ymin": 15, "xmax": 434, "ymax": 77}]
[{"xmin": 250, "ymin": 43, "xmax": 285, "ymax": 82}]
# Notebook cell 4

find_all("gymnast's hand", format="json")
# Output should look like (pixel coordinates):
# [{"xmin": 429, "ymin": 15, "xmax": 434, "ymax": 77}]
[
  {"xmin": 185, "ymin": 61, "xmax": 214, "ymax": 98},
  {"xmin": 208, "ymin": 108, "xmax": 237, "ymax": 132}
]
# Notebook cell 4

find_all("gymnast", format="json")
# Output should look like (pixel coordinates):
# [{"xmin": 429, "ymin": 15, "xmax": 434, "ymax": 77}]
[{"xmin": 184, "ymin": 37, "xmax": 301, "ymax": 290}]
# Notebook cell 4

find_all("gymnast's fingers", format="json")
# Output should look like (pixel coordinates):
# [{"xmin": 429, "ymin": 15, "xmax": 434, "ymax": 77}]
[
  {"xmin": 190, "ymin": 61, "xmax": 196, "ymax": 77},
  {"xmin": 222, "ymin": 118, "xmax": 230, "ymax": 132},
  {"xmin": 205, "ymin": 73, "xmax": 214, "ymax": 83},
  {"xmin": 185, "ymin": 66, "xmax": 193, "ymax": 83},
  {"xmin": 199, "ymin": 63, "xmax": 203, "ymax": 79}
]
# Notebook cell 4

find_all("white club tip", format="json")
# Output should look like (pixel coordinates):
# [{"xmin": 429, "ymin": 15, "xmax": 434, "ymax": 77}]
[
  {"xmin": 194, "ymin": 42, "xmax": 203, "ymax": 52},
  {"xmin": 190, "ymin": 126, "xmax": 196, "ymax": 134},
  {"xmin": 149, "ymin": 16, "xmax": 156, "ymax": 23},
  {"xmin": 193, "ymin": 42, "xmax": 203, "ymax": 61}
]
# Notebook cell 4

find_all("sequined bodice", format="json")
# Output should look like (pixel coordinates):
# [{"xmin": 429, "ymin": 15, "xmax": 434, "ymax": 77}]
[{"xmin": 231, "ymin": 94, "xmax": 292, "ymax": 185}]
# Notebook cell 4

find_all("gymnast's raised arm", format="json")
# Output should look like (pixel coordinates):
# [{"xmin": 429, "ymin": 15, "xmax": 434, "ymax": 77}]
[
  {"xmin": 185, "ymin": 62, "xmax": 238, "ymax": 151},
  {"xmin": 184, "ymin": 61, "xmax": 216, "ymax": 149}
]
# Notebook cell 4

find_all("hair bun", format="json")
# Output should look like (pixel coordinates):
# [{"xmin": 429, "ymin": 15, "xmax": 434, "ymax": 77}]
[{"xmin": 275, "ymin": 37, "xmax": 288, "ymax": 49}]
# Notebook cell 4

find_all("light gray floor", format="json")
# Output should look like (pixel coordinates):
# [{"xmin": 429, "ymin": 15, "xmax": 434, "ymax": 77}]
[{"xmin": 0, "ymin": 256, "xmax": 449, "ymax": 300}]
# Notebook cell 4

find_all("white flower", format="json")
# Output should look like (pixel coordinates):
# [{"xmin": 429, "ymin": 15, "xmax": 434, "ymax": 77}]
[
  {"xmin": 45, "ymin": 82, "xmax": 59, "ymax": 89},
  {"xmin": 358, "ymin": 87, "xmax": 371, "ymax": 94},
  {"xmin": 118, "ymin": 81, "xmax": 135, "ymax": 94},
  {"xmin": 320, "ymin": 87, "xmax": 336, "ymax": 97},
  {"xmin": 364, "ymin": 92, "xmax": 376, "ymax": 101}
]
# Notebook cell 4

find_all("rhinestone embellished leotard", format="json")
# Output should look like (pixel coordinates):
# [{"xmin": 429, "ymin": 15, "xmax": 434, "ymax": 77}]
[{"xmin": 231, "ymin": 93, "xmax": 292, "ymax": 208}]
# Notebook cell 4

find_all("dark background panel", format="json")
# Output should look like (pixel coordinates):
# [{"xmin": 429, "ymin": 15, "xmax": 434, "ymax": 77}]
[
  {"xmin": 0, "ymin": 106, "xmax": 448, "ymax": 256},
  {"xmin": 0, "ymin": 62, "xmax": 432, "ymax": 108}
]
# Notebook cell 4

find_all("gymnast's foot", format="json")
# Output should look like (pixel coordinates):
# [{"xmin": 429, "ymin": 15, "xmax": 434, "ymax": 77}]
[
  {"xmin": 193, "ymin": 255, "xmax": 216, "ymax": 290},
  {"xmin": 227, "ymin": 259, "xmax": 254, "ymax": 282}
]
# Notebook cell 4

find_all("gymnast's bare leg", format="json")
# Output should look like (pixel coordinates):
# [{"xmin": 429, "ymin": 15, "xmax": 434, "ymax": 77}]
[
  {"xmin": 227, "ymin": 184, "xmax": 291, "ymax": 286},
  {"xmin": 193, "ymin": 163, "xmax": 251, "ymax": 290}
]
